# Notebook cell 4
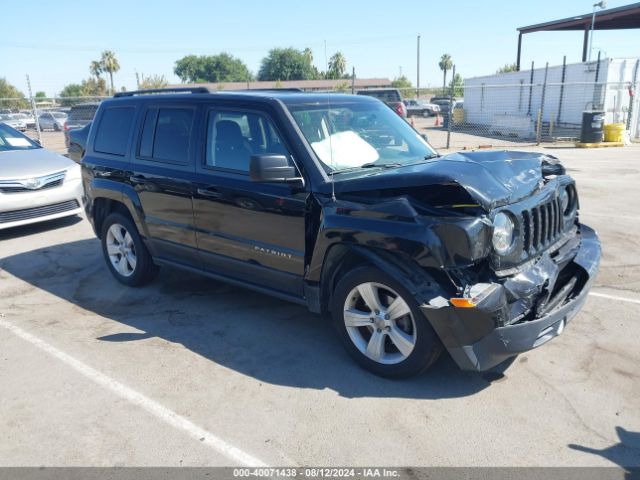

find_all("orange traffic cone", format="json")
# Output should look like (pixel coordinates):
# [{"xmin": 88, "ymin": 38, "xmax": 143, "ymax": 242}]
[
  {"xmin": 410, "ymin": 116, "xmax": 415, "ymax": 127},
  {"xmin": 435, "ymin": 114, "xmax": 441, "ymax": 127}
]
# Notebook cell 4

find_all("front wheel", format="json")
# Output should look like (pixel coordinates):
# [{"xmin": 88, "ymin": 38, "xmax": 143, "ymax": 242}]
[
  {"xmin": 331, "ymin": 266, "xmax": 442, "ymax": 378},
  {"xmin": 100, "ymin": 212, "xmax": 158, "ymax": 286}
]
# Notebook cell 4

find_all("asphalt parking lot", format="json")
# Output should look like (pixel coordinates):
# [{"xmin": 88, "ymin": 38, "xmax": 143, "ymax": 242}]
[{"xmin": 0, "ymin": 145, "xmax": 639, "ymax": 468}]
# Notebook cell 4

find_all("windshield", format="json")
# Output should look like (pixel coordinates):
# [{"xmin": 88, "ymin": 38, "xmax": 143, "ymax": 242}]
[
  {"xmin": 288, "ymin": 100, "xmax": 437, "ymax": 172},
  {"xmin": 0, "ymin": 123, "xmax": 40, "ymax": 152}
]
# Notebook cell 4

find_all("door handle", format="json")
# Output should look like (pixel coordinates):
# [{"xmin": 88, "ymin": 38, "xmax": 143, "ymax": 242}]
[
  {"xmin": 197, "ymin": 187, "xmax": 222, "ymax": 198},
  {"xmin": 129, "ymin": 175, "xmax": 147, "ymax": 184}
]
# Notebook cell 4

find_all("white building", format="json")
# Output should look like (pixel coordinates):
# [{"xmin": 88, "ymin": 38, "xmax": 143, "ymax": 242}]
[{"xmin": 462, "ymin": 58, "xmax": 640, "ymax": 139}]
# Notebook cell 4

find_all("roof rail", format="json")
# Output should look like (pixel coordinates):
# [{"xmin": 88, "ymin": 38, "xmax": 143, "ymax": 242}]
[
  {"xmin": 114, "ymin": 87, "xmax": 210, "ymax": 97},
  {"xmin": 244, "ymin": 88, "xmax": 304, "ymax": 93}
]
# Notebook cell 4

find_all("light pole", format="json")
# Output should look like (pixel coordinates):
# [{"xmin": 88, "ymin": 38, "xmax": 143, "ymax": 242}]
[{"xmin": 588, "ymin": 1, "xmax": 606, "ymax": 62}]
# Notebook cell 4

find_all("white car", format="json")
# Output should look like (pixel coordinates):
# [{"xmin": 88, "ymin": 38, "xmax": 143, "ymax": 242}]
[
  {"xmin": 0, "ymin": 123, "xmax": 84, "ymax": 230},
  {"xmin": 0, "ymin": 114, "xmax": 27, "ymax": 131}
]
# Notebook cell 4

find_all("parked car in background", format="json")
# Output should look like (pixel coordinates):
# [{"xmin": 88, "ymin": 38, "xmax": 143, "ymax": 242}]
[
  {"xmin": 357, "ymin": 88, "xmax": 407, "ymax": 118},
  {"xmin": 0, "ymin": 122, "xmax": 84, "ymax": 230},
  {"xmin": 64, "ymin": 103, "xmax": 99, "ymax": 148},
  {"xmin": 0, "ymin": 114, "xmax": 27, "ymax": 131},
  {"xmin": 12, "ymin": 113, "xmax": 36, "ymax": 129},
  {"xmin": 404, "ymin": 99, "xmax": 441, "ymax": 117},
  {"xmin": 38, "ymin": 111, "xmax": 67, "ymax": 131},
  {"xmin": 429, "ymin": 96, "xmax": 456, "ymax": 115}
]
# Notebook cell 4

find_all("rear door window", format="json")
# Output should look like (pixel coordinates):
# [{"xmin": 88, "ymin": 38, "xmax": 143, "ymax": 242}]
[
  {"xmin": 94, "ymin": 106, "xmax": 135, "ymax": 156},
  {"xmin": 137, "ymin": 107, "xmax": 194, "ymax": 164}
]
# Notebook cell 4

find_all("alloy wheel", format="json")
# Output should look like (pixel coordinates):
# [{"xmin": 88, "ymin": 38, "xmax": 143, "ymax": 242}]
[
  {"xmin": 343, "ymin": 282, "xmax": 417, "ymax": 365},
  {"xmin": 106, "ymin": 223, "xmax": 137, "ymax": 277}
]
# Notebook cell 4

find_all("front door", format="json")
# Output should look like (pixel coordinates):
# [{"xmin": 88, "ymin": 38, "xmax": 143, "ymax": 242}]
[{"xmin": 193, "ymin": 107, "xmax": 308, "ymax": 296}]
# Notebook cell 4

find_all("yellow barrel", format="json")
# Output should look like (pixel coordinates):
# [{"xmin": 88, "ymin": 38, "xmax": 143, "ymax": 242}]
[{"xmin": 604, "ymin": 123, "xmax": 625, "ymax": 143}]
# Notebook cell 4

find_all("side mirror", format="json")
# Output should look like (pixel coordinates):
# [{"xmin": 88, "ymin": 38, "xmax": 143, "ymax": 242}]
[{"xmin": 250, "ymin": 154, "xmax": 304, "ymax": 187}]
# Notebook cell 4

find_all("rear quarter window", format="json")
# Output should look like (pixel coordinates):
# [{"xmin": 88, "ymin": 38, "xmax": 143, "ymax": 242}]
[{"xmin": 94, "ymin": 106, "xmax": 135, "ymax": 156}]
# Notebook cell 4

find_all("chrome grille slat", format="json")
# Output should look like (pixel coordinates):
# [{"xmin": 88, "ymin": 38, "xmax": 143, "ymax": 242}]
[
  {"xmin": 0, "ymin": 200, "xmax": 79, "ymax": 224},
  {"xmin": 0, "ymin": 179, "xmax": 63, "ymax": 193},
  {"xmin": 0, "ymin": 171, "xmax": 66, "ymax": 194}
]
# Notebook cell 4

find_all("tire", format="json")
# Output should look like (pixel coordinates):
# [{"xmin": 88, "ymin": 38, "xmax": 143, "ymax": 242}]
[
  {"xmin": 100, "ymin": 212, "xmax": 158, "ymax": 287},
  {"xmin": 422, "ymin": 110, "xmax": 430, "ymax": 118},
  {"xmin": 331, "ymin": 265, "xmax": 442, "ymax": 378},
  {"xmin": 54, "ymin": 123, "xmax": 60, "ymax": 131}
]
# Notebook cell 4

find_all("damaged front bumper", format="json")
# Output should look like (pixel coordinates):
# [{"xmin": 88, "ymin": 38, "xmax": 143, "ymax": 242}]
[{"xmin": 421, "ymin": 224, "xmax": 601, "ymax": 371}]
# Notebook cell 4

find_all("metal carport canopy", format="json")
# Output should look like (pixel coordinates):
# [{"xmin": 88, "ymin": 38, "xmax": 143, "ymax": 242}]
[{"xmin": 516, "ymin": 2, "xmax": 640, "ymax": 69}]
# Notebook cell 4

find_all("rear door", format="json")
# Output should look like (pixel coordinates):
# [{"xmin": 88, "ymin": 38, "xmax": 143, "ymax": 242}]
[
  {"xmin": 192, "ymin": 105, "xmax": 308, "ymax": 296},
  {"xmin": 128, "ymin": 103, "xmax": 199, "ymax": 266}
]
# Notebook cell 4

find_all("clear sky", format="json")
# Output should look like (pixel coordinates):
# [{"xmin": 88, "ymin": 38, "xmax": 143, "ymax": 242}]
[{"xmin": 1, "ymin": 0, "xmax": 638, "ymax": 97}]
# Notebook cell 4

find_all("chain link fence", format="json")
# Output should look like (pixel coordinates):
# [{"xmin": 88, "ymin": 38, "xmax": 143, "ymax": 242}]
[
  {"xmin": 2, "ymin": 78, "xmax": 639, "ymax": 154},
  {"xmin": 398, "ymin": 80, "xmax": 639, "ymax": 150}
]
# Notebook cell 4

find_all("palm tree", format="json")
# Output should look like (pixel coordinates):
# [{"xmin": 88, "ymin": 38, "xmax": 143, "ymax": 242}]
[
  {"xmin": 328, "ymin": 52, "xmax": 346, "ymax": 79},
  {"xmin": 439, "ymin": 53, "xmax": 453, "ymax": 95},
  {"xmin": 89, "ymin": 60, "xmax": 103, "ymax": 81},
  {"xmin": 101, "ymin": 50, "xmax": 120, "ymax": 95},
  {"xmin": 303, "ymin": 47, "xmax": 313, "ymax": 64}
]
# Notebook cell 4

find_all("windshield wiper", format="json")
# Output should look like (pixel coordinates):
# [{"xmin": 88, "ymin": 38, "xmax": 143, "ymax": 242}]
[
  {"xmin": 360, "ymin": 162, "xmax": 403, "ymax": 168},
  {"xmin": 330, "ymin": 162, "xmax": 402, "ymax": 175}
]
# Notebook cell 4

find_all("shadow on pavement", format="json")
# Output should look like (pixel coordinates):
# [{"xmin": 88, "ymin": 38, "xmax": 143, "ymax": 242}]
[
  {"xmin": 569, "ymin": 427, "xmax": 640, "ymax": 475},
  {"xmin": 0, "ymin": 238, "xmax": 511, "ymax": 399},
  {"xmin": 0, "ymin": 215, "xmax": 84, "ymax": 241}
]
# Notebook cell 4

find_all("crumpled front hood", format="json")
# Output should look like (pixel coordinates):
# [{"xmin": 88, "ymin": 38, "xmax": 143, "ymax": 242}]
[{"xmin": 331, "ymin": 150, "xmax": 560, "ymax": 211}]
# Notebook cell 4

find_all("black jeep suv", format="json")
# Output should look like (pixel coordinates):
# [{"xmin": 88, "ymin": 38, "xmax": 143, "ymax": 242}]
[{"xmin": 82, "ymin": 87, "xmax": 600, "ymax": 378}]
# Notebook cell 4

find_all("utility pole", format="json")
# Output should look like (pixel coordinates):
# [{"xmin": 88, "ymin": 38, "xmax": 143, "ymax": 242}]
[
  {"xmin": 351, "ymin": 66, "xmax": 355, "ymax": 94},
  {"xmin": 416, "ymin": 35, "xmax": 421, "ymax": 98},
  {"xmin": 26, "ymin": 74, "xmax": 41, "ymax": 144},
  {"xmin": 135, "ymin": 72, "xmax": 140, "ymax": 89}
]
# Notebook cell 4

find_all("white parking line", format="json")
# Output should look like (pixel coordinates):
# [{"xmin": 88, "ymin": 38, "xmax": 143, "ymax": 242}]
[
  {"xmin": 589, "ymin": 291, "xmax": 640, "ymax": 305},
  {"xmin": 0, "ymin": 318, "xmax": 268, "ymax": 467}
]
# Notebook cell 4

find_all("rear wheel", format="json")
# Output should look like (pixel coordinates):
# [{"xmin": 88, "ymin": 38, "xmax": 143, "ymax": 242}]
[
  {"xmin": 331, "ymin": 266, "xmax": 442, "ymax": 378},
  {"xmin": 100, "ymin": 212, "xmax": 158, "ymax": 286}
]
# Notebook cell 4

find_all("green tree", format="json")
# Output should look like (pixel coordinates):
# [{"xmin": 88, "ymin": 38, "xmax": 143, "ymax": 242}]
[
  {"xmin": 81, "ymin": 77, "xmax": 108, "ymax": 96},
  {"xmin": 391, "ymin": 75, "xmax": 413, "ymax": 89},
  {"xmin": 58, "ymin": 77, "xmax": 108, "ymax": 106},
  {"xmin": 101, "ymin": 50, "xmax": 120, "ymax": 95},
  {"xmin": 258, "ymin": 47, "xmax": 319, "ymax": 81},
  {"xmin": 334, "ymin": 81, "xmax": 350, "ymax": 93},
  {"xmin": 139, "ymin": 74, "xmax": 168, "ymax": 90},
  {"xmin": 327, "ymin": 52, "xmax": 347, "ymax": 80},
  {"xmin": 438, "ymin": 53, "xmax": 453, "ymax": 95},
  {"xmin": 90, "ymin": 60, "xmax": 103, "ymax": 81},
  {"xmin": 496, "ymin": 63, "xmax": 519, "ymax": 74},
  {"xmin": 448, "ymin": 73, "xmax": 463, "ymax": 97},
  {"xmin": 174, "ymin": 53, "xmax": 252, "ymax": 83},
  {"xmin": 35, "ymin": 91, "xmax": 47, "ymax": 101},
  {"xmin": 58, "ymin": 83, "xmax": 84, "ymax": 106},
  {"xmin": 0, "ymin": 78, "xmax": 27, "ymax": 109}
]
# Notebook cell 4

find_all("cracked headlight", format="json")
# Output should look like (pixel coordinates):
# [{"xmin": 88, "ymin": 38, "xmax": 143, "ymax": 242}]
[{"xmin": 492, "ymin": 212, "xmax": 514, "ymax": 255}]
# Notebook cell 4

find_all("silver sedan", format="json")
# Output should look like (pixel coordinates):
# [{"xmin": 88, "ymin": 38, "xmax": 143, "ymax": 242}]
[
  {"xmin": 0, "ymin": 123, "xmax": 84, "ymax": 230},
  {"xmin": 37, "ymin": 111, "xmax": 68, "ymax": 131}
]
